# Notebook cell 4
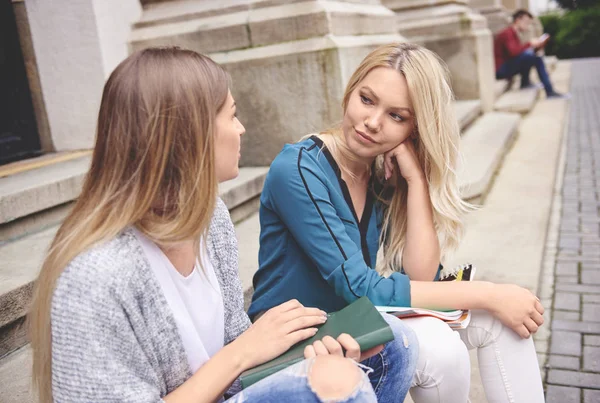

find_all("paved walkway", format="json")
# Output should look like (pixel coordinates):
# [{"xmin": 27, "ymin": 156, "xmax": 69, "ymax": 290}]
[{"xmin": 545, "ymin": 58, "xmax": 600, "ymax": 402}]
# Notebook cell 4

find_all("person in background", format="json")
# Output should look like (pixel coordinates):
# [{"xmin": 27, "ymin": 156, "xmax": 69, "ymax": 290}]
[{"xmin": 494, "ymin": 9, "xmax": 569, "ymax": 99}]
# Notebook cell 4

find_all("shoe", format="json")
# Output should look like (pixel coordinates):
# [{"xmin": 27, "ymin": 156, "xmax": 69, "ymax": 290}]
[
  {"xmin": 520, "ymin": 83, "xmax": 543, "ymax": 90},
  {"xmin": 547, "ymin": 91, "xmax": 571, "ymax": 100}
]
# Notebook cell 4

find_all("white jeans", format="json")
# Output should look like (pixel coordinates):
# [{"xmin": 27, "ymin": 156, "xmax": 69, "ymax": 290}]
[{"xmin": 404, "ymin": 310, "xmax": 544, "ymax": 403}]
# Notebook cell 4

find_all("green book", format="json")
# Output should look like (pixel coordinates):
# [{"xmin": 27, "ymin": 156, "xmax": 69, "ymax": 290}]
[{"xmin": 240, "ymin": 297, "xmax": 394, "ymax": 389}]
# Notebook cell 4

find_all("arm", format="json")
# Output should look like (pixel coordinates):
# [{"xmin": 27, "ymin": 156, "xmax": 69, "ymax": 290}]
[
  {"xmin": 207, "ymin": 198, "xmax": 253, "ymax": 397},
  {"xmin": 52, "ymin": 259, "xmax": 327, "ymax": 403},
  {"xmin": 410, "ymin": 280, "xmax": 493, "ymax": 310},
  {"xmin": 410, "ymin": 280, "xmax": 545, "ymax": 338},
  {"xmin": 402, "ymin": 176, "xmax": 440, "ymax": 280},
  {"xmin": 383, "ymin": 140, "xmax": 439, "ymax": 280},
  {"xmin": 265, "ymin": 149, "xmax": 411, "ymax": 307},
  {"xmin": 503, "ymin": 30, "xmax": 531, "ymax": 58},
  {"xmin": 209, "ymin": 197, "xmax": 252, "ymax": 344},
  {"xmin": 51, "ymin": 266, "xmax": 244, "ymax": 403},
  {"xmin": 164, "ymin": 345, "xmax": 247, "ymax": 403}
]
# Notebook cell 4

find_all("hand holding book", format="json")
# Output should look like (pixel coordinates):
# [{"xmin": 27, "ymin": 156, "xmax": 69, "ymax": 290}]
[
  {"xmin": 240, "ymin": 297, "xmax": 394, "ymax": 388},
  {"xmin": 231, "ymin": 299, "xmax": 328, "ymax": 370},
  {"xmin": 303, "ymin": 333, "xmax": 384, "ymax": 362},
  {"xmin": 532, "ymin": 33, "xmax": 550, "ymax": 50}
]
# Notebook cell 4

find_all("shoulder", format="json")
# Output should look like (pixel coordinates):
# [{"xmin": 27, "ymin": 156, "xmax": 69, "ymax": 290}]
[
  {"xmin": 53, "ymin": 229, "xmax": 149, "ymax": 313},
  {"xmin": 210, "ymin": 197, "xmax": 234, "ymax": 233},
  {"xmin": 267, "ymin": 136, "xmax": 323, "ymax": 182},
  {"xmin": 496, "ymin": 27, "xmax": 509, "ymax": 39},
  {"xmin": 207, "ymin": 197, "xmax": 237, "ymax": 265}
]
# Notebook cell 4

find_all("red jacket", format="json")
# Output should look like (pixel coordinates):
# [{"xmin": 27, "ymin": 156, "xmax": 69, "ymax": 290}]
[{"xmin": 494, "ymin": 26, "xmax": 531, "ymax": 71}]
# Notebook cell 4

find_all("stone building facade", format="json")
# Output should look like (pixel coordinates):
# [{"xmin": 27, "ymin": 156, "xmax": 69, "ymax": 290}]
[{"xmin": 4, "ymin": 0, "xmax": 534, "ymax": 168}]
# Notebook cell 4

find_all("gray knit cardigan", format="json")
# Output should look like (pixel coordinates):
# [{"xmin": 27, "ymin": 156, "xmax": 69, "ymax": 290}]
[{"xmin": 51, "ymin": 198, "xmax": 252, "ymax": 402}]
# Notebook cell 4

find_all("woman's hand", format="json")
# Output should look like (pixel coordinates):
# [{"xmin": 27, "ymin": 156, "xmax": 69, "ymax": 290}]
[
  {"xmin": 304, "ymin": 334, "xmax": 384, "ymax": 362},
  {"xmin": 232, "ymin": 299, "xmax": 328, "ymax": 369},
  {"xmin": 487, "ymin": 284, "xmax": 545, "ymax": 338},
  {"xmin": 383, "ymin": 139, "xmax": 423, "ymax": 184}
]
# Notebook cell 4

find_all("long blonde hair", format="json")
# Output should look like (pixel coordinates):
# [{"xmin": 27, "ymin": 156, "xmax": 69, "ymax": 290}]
[
  {"xmin": 319, "ymin": 43, "xmax": 472, "ymax": 273},
  {"xmin": 29, "ymin": 47, "xmax": 230, "ymax": 402}
]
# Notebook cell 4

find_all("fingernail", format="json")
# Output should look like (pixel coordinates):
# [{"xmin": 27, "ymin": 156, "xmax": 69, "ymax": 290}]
[{"xmin": 321, "ymin": 315, "xmax": 328, "ymax": 322}]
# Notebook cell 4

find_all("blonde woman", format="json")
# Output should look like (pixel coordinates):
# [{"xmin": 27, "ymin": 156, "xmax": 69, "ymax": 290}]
[
  {"xmin": 249, "ymin": 43, "xmax": 545, "ymax": 402},
  {"xmin": 28, "ymin": 47, "xmax": 397, "ymax": 403}
]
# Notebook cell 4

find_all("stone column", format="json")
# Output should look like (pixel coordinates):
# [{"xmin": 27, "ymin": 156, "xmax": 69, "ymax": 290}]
[
  {"xmin": 470, "ymin": 0, "xmax": 511, "ymax": 34},
  {"xmin": 23, "ymin": 0, "xmax": 141, "ymax": 151},
  {"xmin": 501, "ymin": 0, "xmax": 530, "ymax": 11},
  {"xmin": 130, "ymin": 1, "xmax": 407, "ymax": 166},
  {"xmin": 382, "ymin": 0, "xmax": 496, "ymax": 112}
]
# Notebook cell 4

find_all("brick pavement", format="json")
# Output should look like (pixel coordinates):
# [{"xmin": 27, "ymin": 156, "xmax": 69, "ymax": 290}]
[{"xmin": 545, "ymin": 58, "xmax": 600, "ymax": 402}]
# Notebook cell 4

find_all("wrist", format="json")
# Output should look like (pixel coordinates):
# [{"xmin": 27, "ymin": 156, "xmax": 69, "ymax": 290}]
[
  {"xmin": 224, "ymin": 339, "xmax": 252, "ymax": 372},
  {"xmin": 475, "ymin": 281, "xmax": 496, "ymax": 310},
  {"xmin": 405, "ymin": 173, "xmax": 426, "ymax": 186}
]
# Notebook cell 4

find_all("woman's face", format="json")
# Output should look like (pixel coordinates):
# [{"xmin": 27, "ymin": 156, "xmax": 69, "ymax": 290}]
[
  {"xmin": 215, "ymin": 91, "xmax": 245, "ymax": 183},
  {"xmin": 342, "ymin": 67, "xmax": 415, "ymax": 161}
]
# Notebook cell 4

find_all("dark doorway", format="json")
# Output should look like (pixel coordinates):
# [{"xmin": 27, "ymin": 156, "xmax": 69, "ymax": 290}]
[{"xmin": 0, "ymin": 1, "xmax": 41, "ymax": 165}]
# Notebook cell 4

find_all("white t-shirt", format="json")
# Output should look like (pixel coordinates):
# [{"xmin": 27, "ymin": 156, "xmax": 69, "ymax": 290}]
[{"xmin": 134, "ymin": 230, "xmax": 225, "ymax": 373}]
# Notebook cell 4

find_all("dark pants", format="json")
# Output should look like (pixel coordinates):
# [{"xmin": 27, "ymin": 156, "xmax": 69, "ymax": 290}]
[{"xmin": 496, "ymin": 49, "xmax": 554, "ymax": 95}]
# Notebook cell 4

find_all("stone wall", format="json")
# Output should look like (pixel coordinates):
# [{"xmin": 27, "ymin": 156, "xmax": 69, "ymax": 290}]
[
  {"xmin": 131, "ymin": 0, "xmax": 407, "ymax": 166},
  {"xmin": 383, "ymin": 0, "xmax": 496, "ymax": 111}
]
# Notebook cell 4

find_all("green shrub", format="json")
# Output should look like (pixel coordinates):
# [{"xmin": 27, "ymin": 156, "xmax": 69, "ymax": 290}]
[
  {"xmin": 539, "ymin": 13, "xmax": 562, "ymax": 56},
  {"xmin": 540, "ymin": 6, "xmax": 600, "ymax": 59},
  {"xmin": 554, "ymin": 0, "xmax": 600, "ymax": 11}
]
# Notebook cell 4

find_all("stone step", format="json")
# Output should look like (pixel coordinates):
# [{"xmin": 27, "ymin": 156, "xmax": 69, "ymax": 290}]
[
  {"xmin": 458, "ymin": 111, "xmax": 521, "ymax": 202},
  {"xmin": 220, "ymin": 167, "xmax": 268, "ymax": 223},
  {"xmin": 546, "ymin": 55, "xmax": 558, "ymax": 72},
  {"xmin": 0, "ymin": 155, "xmax": 91, "ymax": 227},
  {"xmin": 0, "ymin": 167, "xmax": 268, "ymax": 358},
  {"xmin": 494, "ymin": 87, "xmax": 540, "ymax": 114},
  {"xmin": 0, "ymin": 346, "xmax": 32, "ymax": 403},
  {"xmin": 454, "ymin": 99, "xmax": 482, "ymax": 131},
  {"xmin": 494, "ymin": 79, "xmax": 512, "ymax": 100},
  {"xmin": 493, "ymin": 55, "xmax": 557, "ymax": 102},
  {"xmin": 134, "ymin": 0, "xmax": 250, "ymax": 29},
  {"xmin": 130, "ymin": 1, "xmax": 396, "ymax": 53}
]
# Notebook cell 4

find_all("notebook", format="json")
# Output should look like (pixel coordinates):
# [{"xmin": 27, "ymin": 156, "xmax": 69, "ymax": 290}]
[{"xmin": 240, "ymin": 296, "xmax": 394, "ymax": 389}]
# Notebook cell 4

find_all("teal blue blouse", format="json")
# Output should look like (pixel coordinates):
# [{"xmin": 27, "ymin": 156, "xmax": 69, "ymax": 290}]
[{"xmin": 248, "ymin": 136, "xmax": 439, "ymax": 319}]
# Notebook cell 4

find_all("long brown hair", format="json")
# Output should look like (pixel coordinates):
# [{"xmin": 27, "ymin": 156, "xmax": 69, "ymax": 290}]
[
  {"xmin": 319, "ymin": 43, "xmax": 473, "ymax": 272},
  {"xmin": 29, "ymin": 47, "xmax": 230, "ymax": 402}
]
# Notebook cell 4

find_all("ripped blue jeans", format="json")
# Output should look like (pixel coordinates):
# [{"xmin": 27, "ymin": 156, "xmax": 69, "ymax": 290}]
[{"xmin": 229, "ymin": 313, "xmax": 418, "ymax": 402}]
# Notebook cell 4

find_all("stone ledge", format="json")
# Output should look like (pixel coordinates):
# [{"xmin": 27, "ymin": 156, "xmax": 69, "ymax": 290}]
[
  {"xmin": 0, "ymin": 156, "xmax": 91, "ymax": 225},
  {"xmin": 459, "ymin": 111, "xmax": 521, "ymax": 201},
  {"xmin": 131, "ymin": 1, "xmax": 396, "ymax": 54},
  {"xmin": 0, "ymin": 347, "xmax": 32, "ymax": 403},
  {"xmin": 454, "ymin": 99, "xmax": 482, "ymax": 131},
  {"xmin": 494, "ymin": 79, "xmax": 512, "ymax": 100},
  {"xmin": 494, "ymin": 87, "xmax": 540, "ymax": 114},
  {"xmin": 220, "ymin": 167, "xmax": 269, "ymax": 211}
]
